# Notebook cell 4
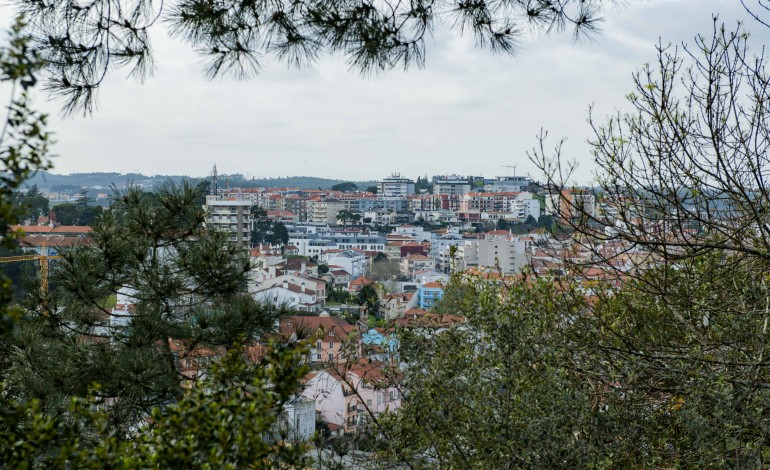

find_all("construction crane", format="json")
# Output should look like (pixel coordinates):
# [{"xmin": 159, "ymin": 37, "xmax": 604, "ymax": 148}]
[
  {"xmin": 0, "ymin": 246, "xmax": 61, "ymax": 313},
  {"xmin": 502, "ymin": 164, "xmax": 517, "ymax": 176}
]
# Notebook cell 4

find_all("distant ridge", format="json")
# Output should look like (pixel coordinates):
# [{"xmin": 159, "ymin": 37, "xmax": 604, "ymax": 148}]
[{"xmin": 26, "ymin": 171, "xmax": 375, "ymax": 192}]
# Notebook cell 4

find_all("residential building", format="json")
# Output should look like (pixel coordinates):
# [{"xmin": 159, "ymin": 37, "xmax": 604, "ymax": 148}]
[
  {"xmin": 280, "ymin": 313, "xmax": 353, "ymax": 363},
  {"xmin": 417, "ymin": 282, "xmax": 444, "ymax": 309},
  {"xmin": 487, "ymin": 175, "xmax": 532, "ymax": 193},
  {"xmin": 267, "ymin": 397, "xmax": 316, "ymax": 443},
  {"xmin": 476, "ymin": 231, "xmax": 531, "ymax": 274},
  {"xmin": 433, "ymin": 175, "xmax": 471, "ymax": 196},
  {"xmin": 204, "ymin": 193, "xmax": 252, "ymax": 250},
  {"xmin": 377, "ymin": 174, "xmax": 415, "ymax": 197},
  {"xmin": 302, "ymin": 360, "xmax": 401, "ymax": 433},
  {"xmin": 400, "ymin": 254, "xmax": 435, "ymax": 277},
  {"xmin": 321, "ymin": 249, "xmax": 368, "ymax": 278}
]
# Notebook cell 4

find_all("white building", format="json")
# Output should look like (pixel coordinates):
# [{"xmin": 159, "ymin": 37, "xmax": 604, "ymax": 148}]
[
  {"xmin": 321, "ymin": 250, "xmax": 369, "ymax": 278},
  {"xmin": 377, "ymin": 174, "xmax": 415, "ymax": 197},
  {"xmin": 267, "ymin": 397, "xmax": 316, "ymax": 443},
  {"xmin": 487, "ymin": 175, "xmax": 532, "ymax": 193},
  {"xmin": 508, "ymin": 192, "xmax": 541, "ymax": 221},
  {"xmin": 252, "ymin": 281, "xmax": 323, "ymax": 312},
  {"xmin": 433, "ymin": 175, "xmax": 471, "ymax": 196},
  {"xmin": 394, "ymin": 225, "xmax": 432, "ymax": 243},
  {"xmin": 476, "ymin": 232, "xmax": 531, "ymax": 274},
  {"xmin": 204, "ymin": 194, "xmax": 252, "ymax": 250}
]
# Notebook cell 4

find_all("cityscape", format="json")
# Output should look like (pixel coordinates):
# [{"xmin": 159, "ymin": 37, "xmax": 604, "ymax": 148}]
[{"xmin": 3, "ymin": 0, "xmax": 770, "ymax": 468}]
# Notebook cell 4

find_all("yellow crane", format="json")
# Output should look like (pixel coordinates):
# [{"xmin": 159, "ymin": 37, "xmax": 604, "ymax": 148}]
[{"xmin": 0, "ymin": 245, "xmax": 61, "ymax": 313}]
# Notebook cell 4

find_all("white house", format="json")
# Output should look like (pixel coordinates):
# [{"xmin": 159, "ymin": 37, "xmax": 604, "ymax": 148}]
[{"xmin": 321, "ymin": 249, "xmax": 368, "ymax": 278}]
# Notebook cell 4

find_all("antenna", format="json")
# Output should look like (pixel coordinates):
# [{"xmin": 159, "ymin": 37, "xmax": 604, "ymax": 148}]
[
  {"xmin": 501, "ymin": 165, "xmax": 517, "ymax": 176},
  {"xmin": 211, "ymin": 164, "xmax": 218, "ymax": 195}
]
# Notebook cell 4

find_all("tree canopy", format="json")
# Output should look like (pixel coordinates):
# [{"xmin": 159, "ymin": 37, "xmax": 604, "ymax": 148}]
[{"xmin": 12, "ymin": 0, "xmax": 611, "ymax": 114}]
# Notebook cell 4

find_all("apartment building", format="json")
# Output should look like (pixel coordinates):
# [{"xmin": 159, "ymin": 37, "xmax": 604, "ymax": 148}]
[
  {"xmin": 204, "ymin": 194, "xmax": 252, "ymax": 250},
  {"xmin": 378, "ymin": 174, "xmax": 415, "ymax": 197}
]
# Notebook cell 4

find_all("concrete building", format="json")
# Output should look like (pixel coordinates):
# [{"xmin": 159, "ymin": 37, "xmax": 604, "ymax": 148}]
[
  {"xmin": 475, "ymin": 231, "xmax": 531, "ymax": 274},
  {"xmin": 307, "ymin": 199, "xmax": 347, "ymax": 225},
  {"xmin": 377, "ymin": 174, "xmax": 415, "ymax": 197},
  {"xmin": 487, "ymin": 175, "xmax": 532, "ymax": 193},
  {"xmin": 204, "ymin": 194, "xmax": 252, "ymax": 250},
  {"xmin": 433, "ymin": 175, "xmax": 471, "ymax": 196}
]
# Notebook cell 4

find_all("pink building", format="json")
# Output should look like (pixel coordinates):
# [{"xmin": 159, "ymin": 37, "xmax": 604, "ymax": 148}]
[{"xmin": 302, "ymin": 360, "xmax": 402, "ymax": 434}]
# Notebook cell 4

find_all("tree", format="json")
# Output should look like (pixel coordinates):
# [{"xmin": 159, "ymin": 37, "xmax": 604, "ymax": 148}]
[
  {"xmin": 356, "ymin": 283, "xmax": 380, "ymax": 316},
  {"xmin": 364, "ymin": 20, "xmax": 770, "ymax": 467},
  {"xmin": 4, "ymin": 182, "xmax": 287, "ymax": 441},
  {"xmin": 13, "ymin": 184, "xmax": 49, "ymax": 223},
  {"xmin": 251, "ymin": 207, "xmax": 289, "ymax": 246},
  {"xmin": 51, "ymin": 201, "xmax": 103, "ymax": 225},
  {"xmin": 415, "ymin": 176, "xmax": 432, "ymax": 194},
  {"xmin": 496, "ymin": 218, "xmax": 510, "ymax": 230},
  {"xmin": 365, "ymin": 186, "xmax": 378, "ymax": 195},
  {"xmin": 331, "ymin": 182, "xmax": 358, "ymax": 192},
  {"xmin": 13, "ymin": 0, "xmax": 609, "ymax": 114}
]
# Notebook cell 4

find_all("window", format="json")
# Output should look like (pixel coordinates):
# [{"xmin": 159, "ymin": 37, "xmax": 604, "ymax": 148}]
[
  {"xmin": 367, "ymin": 399, "xmax": 372, "ymax": 407},
  {"xmin": 329, "ymin": 329, "xmax": 335, "ymax": 337},
  {"xmin": 329, "ymin": 341, "xmax": 334, "ymax": 348},
  {"xmin": 390, "ymin": 390, "xmax": 399, "ymax": 400},
  {"xmin": 316, "ymin": 341, "xmax": 322, "ymax": 350},
  {"xmin": 328, "ymin": 353, "xmax": 334, "ymax": 361}
]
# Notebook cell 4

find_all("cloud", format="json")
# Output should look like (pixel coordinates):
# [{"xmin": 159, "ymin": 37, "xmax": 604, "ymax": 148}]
[{"xmin": 2, "ymin": 0, "xmax": 765, "ymax": 182}]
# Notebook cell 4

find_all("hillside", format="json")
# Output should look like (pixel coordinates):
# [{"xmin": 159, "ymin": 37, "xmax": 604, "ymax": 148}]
[{"xmin": 26, "ymin": 172, "xmax": 375, "ymax": 192}]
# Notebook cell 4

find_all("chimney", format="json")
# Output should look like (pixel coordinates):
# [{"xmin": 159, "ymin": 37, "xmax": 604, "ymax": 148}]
[{"xmin": 283, "ymin": 281, "xmax": 289, "ymax": 290}]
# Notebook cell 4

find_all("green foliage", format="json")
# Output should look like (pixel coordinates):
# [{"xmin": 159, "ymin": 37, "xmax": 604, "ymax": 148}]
[
  {"xmin": 0, "ymin": 340, "xmax": 312, "ymax": 468},
  {"xmin": 415, "ymin": 176, "xmax": 432, "ymax": 194},
  {"xmin": 251, "ymin": 207, "xmax": 289, "ymax": 246},
  {"xmin": 365, "ymin": 186, "xmax": 377, "ymax": 195},
  {"xmin": 3, "ymin": 182, "xmax": 288, "ymax": 452},
  {"xmin": 379, "ymin": 263, "xmax": 770, "ymax": 466},
  {"xmin": 13, "ymin": 184, "xmax": 49, "ymax": 223},
  {"xmin": 50, "ymin": 201, "xmax": 102, "ymax": 225},
  {"xmin": 336, "ymin": 209, "xmax": 361, "ymax": 226},
  {"xmin": 356, "ymin": 284, "xmax": 380, "ymax": 316},
  {"xmin": 331, "ymin": 182, "xmax": 358, "ymax": 192}
]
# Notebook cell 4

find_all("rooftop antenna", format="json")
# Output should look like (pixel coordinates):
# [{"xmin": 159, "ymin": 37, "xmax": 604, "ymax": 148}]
[
  {"xmin": 502, "ymin": 165, "xmax": 517, "ymax": 176},
  {"xmin": 211, "ymin": 164, "xmax": 218, "ymax": 195}
]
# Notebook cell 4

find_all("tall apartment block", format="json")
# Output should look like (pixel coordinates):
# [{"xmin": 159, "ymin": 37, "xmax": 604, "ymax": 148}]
[{"xmin": 204, "ymin": 194, "xmax": 252, "ymax": 250}]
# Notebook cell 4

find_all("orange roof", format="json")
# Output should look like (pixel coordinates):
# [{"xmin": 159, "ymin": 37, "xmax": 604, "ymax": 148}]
[{"xmin": 422, "ymin": 282, "xmax": 444, "ymax": 288}]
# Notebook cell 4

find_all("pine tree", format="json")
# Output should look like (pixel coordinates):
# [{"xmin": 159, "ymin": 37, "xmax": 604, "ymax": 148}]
[{"xmin": 4, "ymin": 182, "xmax": 284, "ymax": 438}]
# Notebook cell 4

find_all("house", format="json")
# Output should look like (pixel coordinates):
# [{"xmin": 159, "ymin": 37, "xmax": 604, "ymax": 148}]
[
  {"xmin": 279, "ymin": 313, "xmax": 354, "ymax": 363},
  {"xmin": 321, "ymin": 249, "xmax": 368, "ymax": 278},
  {"xmin": 261, "ymin": 274, "xmax": 327, "ymax": 304},
  {"xmin": 253, "ymin": 282, "xmax": 323, "ymax": 312},
  {"xmin": 399, "ymin": 254, "xmax": 435, "ymax": 277},
  {"xmin": 324, "ymin": 266, "xmax": 352, "ymax": 288},
  {"xmin": 302, "ymin": 359, "xmax": 402, "ymax": 434},
  {"xmin": 417, "ymin": 282, "xmax": 444, "ymax": 309},
  {"xmin": 349, "ymin": 275, "xmax": 374, "ymax": 292},
  {"xmin": 359, "ymin": 327, "xmax": 399, "ymax": 362},
  {"xmin": 380, "ymin": 291, "xmax": 418, "ymax": 320},
  {"xmin": 266, "ymin": 396, "xmax": 316, "ymax": 443}
]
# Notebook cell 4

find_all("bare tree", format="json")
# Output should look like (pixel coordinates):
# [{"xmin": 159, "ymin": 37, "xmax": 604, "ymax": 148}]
[{"xmin": 533, "ymin": 19, "xmax": 770, "ymax": 282}]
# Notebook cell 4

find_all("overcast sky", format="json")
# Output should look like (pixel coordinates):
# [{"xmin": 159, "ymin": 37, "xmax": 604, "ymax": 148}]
[{"xmin": 4, "ymin": 0, "xmax": 769, "ymax": 183}]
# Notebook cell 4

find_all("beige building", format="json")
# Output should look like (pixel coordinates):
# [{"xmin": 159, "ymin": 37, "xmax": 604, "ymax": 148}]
[{"xmin": 204, "ymin": 194, "xmax": 252, "ymax": 250}]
